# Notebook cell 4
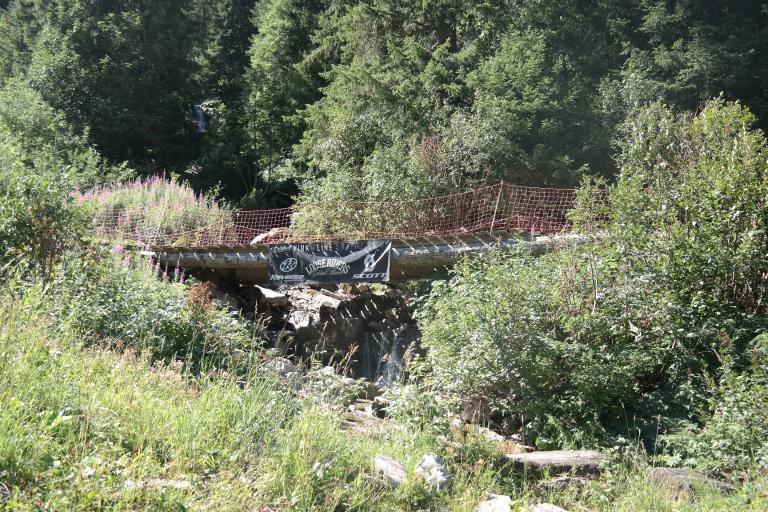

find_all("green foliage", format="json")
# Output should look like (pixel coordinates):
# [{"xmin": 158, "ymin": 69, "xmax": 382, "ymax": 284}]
[
  {"xmin": 606, "ymin": 99, "xmax": 768, "ymax": 315},
  {"xmin": 51, "ymin": 251, "xmax": 260, "ymax": 373},
  {"xmin": 0, "ymin": 79, "xmax": 113, "ymax": 276},
  {"xmin": 662, "ymin": 334, "xmax": 768, "ymax": 475},
  {"xmin": 420, "ymin": 248, "xmax": 665, "ymax": 447},
  {"xmin": 0, "ymin": 288, "xmax": 295, "ymax": 510},
  {"xmin": 194, "ymin": 0, "xmax": 257, "ymax": 103},
  {"xmin": 3, "ymin": 279, "xmax": 764, "ymax": 509},
  {"xmin": 419, "ymin": 99, "xmax": 768, "ymax": 448},
  {"xmin": 619, "ymin": 1, "xmax": 768, "ymax": 124},
  {"xmin": 1, "ymin": 0, "xmax": 767, "ymax": 203},
  {"xmin": 19, "ymin": 0, "xmax": 199, "ymax": 171}
]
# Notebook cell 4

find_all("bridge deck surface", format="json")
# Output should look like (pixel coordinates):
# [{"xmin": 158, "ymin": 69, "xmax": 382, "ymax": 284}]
[{"xmin": 142, "ymin": 231, "xmax": 572, "ymax": 283}]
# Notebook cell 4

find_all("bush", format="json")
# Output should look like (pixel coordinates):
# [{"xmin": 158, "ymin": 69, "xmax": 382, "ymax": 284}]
[
  {"xmin": 77, "ymin": 176, "xmax": 234, "ymax": 246},
  {"xmin": 0, "ymin": 79, "xmax": 121, "ymax": 278},
  {"xmin": 662, "ymin": 334, "xmax": 768, "ymax": 474},
  {"xmin": 419, "ymin": 99, "xmax": 768, "ymax": 448},
  {"xmin": 51, "ymin": 250, "xmax": 262, "ymax": 373},
  {"xmin": 419, "ymin": 248, "xmax": 689, "ymax": 447},
  {"xmin": 0, "ymin": 146, "xmax": 86, "ymax": 278}
]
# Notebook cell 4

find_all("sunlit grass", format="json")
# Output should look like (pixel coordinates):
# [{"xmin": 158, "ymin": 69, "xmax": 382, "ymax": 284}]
[{"xmin": 1, "ymin": 286, "xmax": 767, "ymax": 511}]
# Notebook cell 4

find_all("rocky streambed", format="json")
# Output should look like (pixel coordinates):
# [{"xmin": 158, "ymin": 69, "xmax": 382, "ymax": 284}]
[
  {"xmin": 206, "ymin": 281, "xmax": 421, "ymax": 385},
  {"xmin": 198, "ymin": 280, "xmax": 740, "ymax": 511}
]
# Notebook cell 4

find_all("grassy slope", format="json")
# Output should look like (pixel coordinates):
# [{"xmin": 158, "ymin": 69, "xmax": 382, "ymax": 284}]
[{"xmin": 1, "ymin": 296, "xmax": 766, "ymax": 511}]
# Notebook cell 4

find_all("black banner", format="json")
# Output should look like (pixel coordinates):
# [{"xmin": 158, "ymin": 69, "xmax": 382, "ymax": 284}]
[{"xmin": 268, "ymin": 240, "xmax": 391, "ymax": 285}]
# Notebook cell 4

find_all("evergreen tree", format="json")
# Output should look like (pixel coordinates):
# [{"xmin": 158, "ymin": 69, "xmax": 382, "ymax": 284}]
[
  {"xmin": 1, "ymin": 0, "xmax": 199, "ymax": 172},
  {"xmin": 620, "ymin": 0, "xmax": 768, "ymax": 126}
]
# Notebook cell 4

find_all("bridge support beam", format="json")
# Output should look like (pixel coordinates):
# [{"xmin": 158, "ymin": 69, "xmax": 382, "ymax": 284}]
[{"xmin": 141, "ymin": 232, "xmax": 577, "ymax": 284}]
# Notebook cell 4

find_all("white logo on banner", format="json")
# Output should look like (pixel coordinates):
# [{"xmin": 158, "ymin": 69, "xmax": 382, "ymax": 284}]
[
  {"xmin": 363, "ymin": 253, "xmax": 377, "ymax": 272},
  {"xmin": 279, "ymin": 257, "xmax": 298, "ymax": 273},
  {"xmin": 306, "ymin": 258, "xmax": 350, "ymax": 276}
]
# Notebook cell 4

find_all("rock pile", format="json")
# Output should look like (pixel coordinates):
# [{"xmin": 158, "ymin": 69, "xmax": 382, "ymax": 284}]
[{"xmin": 250, "ymin": 283, "xmax": 420, "ymax": 383}]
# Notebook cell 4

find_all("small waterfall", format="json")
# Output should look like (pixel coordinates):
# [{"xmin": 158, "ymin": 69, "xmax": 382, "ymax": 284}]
[
  {"xmin": 356, "ymin": 330, "xmax": 407, "ymax": 386},
  {"xmin": 194, "ymin": 104, "xmax": 208, "ymax": 133},
  {"xmin": 376, "ymin": 331, "xmax": 405, "ymax": 387},
  {"xmin": 359, "ymin": 333, "xmax": 376, "ymax": 381}
]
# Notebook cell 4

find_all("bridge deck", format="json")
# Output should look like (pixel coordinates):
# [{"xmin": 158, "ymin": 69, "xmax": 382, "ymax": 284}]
[{"xmin": 142, "ymin": 231, "xmax": 571, "ymax": 283}]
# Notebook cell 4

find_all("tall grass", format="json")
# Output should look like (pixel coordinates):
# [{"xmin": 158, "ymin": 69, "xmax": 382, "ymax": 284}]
[
  {"xmin": 76, "ymin": 176, "xmax": 234, "ymax": 246},
  {"xmin": 0, "ymin": 288, "xmax": 294, "ymax": 510},
  {"xmin": 2, "ymin": 257, "xmax": 767, "ymax": 510}
]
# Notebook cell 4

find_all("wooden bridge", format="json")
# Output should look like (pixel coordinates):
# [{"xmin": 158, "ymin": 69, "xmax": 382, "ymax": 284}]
[
  {"xmin": 96, "ymin": 183, "xmax": 580, "ymax": 284},
  {"xmin": 141, "ymin": 231, "xmax": 573, "ymax": 283}
]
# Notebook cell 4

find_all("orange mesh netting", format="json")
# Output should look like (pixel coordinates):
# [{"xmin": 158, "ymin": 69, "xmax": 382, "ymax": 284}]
[{"xmin": 92, "ymin": 182, "xmax": 579, "ymax": 248}]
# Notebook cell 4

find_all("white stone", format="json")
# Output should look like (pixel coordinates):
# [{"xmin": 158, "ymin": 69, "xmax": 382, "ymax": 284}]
[
  {"xmin": 414, "ymin": 453, "xmax": 451, "ymax": 490},
  {"xmin": 527, "ymin": 504, "xmax": 568, "ymax": 512},
  {"xmin": 475, "ymin": 494, "xmax": 512, "ymax": 512},
  {"xmin": 374, "ymin": 454, "xmax": 407, "ymax": 488},
  {"xmin": 255, "ymin": 285, "xmax": 288, "ymax": 306}
]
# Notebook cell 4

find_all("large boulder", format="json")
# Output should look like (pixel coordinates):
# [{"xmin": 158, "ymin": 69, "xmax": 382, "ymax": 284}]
[
  {"xmin": 374, "ymin": 455, "xmax": 407, "ymax": 488},
  {"xmin": 503, "ymin": 450, "xmax": 606, "ymax": 476},
  {"xmin": 648, "ymin": 467, "xmax": 737, "ymax": 495},
  {"xmin": 414, "ymin": 453, "xmax": 451, "ymax": 491}
]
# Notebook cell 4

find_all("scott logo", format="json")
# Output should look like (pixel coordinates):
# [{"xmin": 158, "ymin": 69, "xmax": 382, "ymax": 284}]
[
  {"xmin": 352, "ymin": 272, "xmax": 388, "ymax": 280},
  {"xmin": 279, "ymin": 257, "xmax": 298, "ymax": 273},
  {"xmin": 363, "ymin": 253, "xmax": 376, "ymax": 272}
]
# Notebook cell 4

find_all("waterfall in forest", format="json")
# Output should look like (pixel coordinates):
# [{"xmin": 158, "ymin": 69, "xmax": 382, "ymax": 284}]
[{"xmin": 194, "ymin": 104, "xmax": 208, "ymax": 133}]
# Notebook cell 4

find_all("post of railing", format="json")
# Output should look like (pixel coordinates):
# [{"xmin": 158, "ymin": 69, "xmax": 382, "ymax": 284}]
[{"xmin": 489, "ymin": 182, "xmax": 504, "ymax": 233}]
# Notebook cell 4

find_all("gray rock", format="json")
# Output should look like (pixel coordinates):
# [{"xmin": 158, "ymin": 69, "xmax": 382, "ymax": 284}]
[
  {"xmin": 0, "ymin": 481, "xmax": 9, "ymax": 504},
  {"xmin": 648, "ymin": 467, "xmax": 737, "ymax": 494},
  {"xmin": 250, "ymin": 227, "xmax": 290, "ymax": 244},
  {"xmin": 536, "ymin": 476, "xmax": 590, "ymax": 492},
  {"xmin": 374, "ymin": 454, "xmax": 407, "ymax": 488},
  {"xmin": 475, "ymin": 494, "xmax": 512, "ymax": 512},
  {"xmin": 372, "ymin": 396, "xmax": 390, "ymax": 418},
  {"xmin": 255, "ymin": 285, "xmax": 288, "ymax": 306},
  {"xmin": 262, "ymin": 357, "xmax": 306, "ymax": 379},
  {"xmin": 344, "ymin": 409, "xmax": 384, "ymax": 434},
  {"xmin": 414, "ymin": 453, "xmax": 451, "ymax": 490},
  {"xmin": 348, "ymin": 399, "xmax": 372, "ymax": 412},
  {"xmin": 504, "ymin": 450, "xmax": 606, "ymax": 476},
  {"xmin": 473, "ymin": 426, "xmax": 534, "ymax": 454},
  {"xmin": 287, "ymin": 310, "xmax": 315, "ymax": 330}
]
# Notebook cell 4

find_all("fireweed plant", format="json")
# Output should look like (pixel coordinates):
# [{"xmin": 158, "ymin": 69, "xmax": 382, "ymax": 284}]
[{"xmin": 76, "ymin": 176, "xmax": 235, "ymax": 247}]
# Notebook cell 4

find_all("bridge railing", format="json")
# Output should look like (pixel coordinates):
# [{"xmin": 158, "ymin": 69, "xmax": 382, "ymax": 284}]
[{"xmin": 91, "ymin": 182, "xmax": 579, "ymax": 248}]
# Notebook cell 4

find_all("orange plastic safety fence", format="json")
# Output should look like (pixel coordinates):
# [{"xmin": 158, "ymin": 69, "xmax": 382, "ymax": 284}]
[{"xmin": 92, "ymin": 183, "xmax": 579, "ymax": 248}]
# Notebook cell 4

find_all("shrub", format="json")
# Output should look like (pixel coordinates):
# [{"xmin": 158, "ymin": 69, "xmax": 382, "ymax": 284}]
[
  {"xmin": 51, "ymin": 250, "xmax": 262, "ymax": 373},
  {"xmin": 0, "ymin": 146, "xmax": 86, "ymax": 279},
  {"xmin": 0, "ymin": 80, "xmax": 115, "ymax": 277},
  {"xmin": 662, "ymin": 334, "xmax": 768, "ymax": 474},
  {"xmin": 419, "ymin": 248, "xmax": 689, "ymax": 447},
  {"xmin": 419, "ymin": 99, "xmax": 768, "ymax": 448},
  {"xmin": 77, "ymin": 176, "xmax": 234, "ymax": 247}
]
